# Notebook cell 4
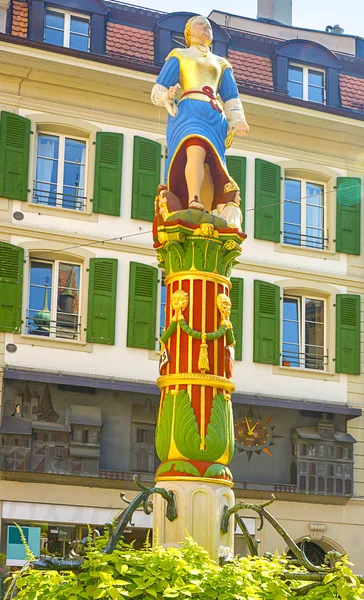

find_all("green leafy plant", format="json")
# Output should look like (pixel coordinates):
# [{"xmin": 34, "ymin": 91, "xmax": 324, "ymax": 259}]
[{"xmin": 4, "ymin": 534, "xmax": 364, "ymax": 600}]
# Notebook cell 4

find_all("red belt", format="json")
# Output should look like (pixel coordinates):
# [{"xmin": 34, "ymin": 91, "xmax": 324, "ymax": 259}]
[{"xmin": 180, "ymin": 86, "xmax": 222, "ymax": 113}]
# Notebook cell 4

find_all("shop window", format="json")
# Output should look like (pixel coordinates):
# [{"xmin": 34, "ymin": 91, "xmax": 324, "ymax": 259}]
[
  {"xmin": 44, "ymin": 8, "xmax": 90, "ymax": 52},
  {"xmin": 288, "ymin": 64, "xmax": 326, "ymax": 104},
  {"xmin": 282, "ymin": 295, "xmax": 326, "ymax": 370},
  {"xmin": 283, "ymin": 178, "xmax": 326, "ymax": 249},
  {"xmin": 26, "ymin": 259, "xmax": 81, "ymax": 340},
  {"xmin": 131, "ymin": 424, "xmax": 155, "ymax": 472},
  {"xmin": 33, "ymin": 132, "xmax": 87, "ymax": 211}
]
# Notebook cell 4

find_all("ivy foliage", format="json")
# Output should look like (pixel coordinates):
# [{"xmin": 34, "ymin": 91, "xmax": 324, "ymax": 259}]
[{"xmin": 7, "ymin": 536, "xmax": 364, "ymax": 600}]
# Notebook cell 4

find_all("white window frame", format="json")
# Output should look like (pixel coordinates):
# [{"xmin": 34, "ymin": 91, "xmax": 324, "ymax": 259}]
[
  {"xmin": 34, "ymin": 131, "xmax": 88, "ymax": 211},
  {"xmin": 282, "ymin": 294, "xmax": 327, "ymax": 371},
  {"xmin": 26, "ymin": 258, "xmax": 82, "ymax": 341},
  {"xmin": 283, "ymin": 177, "xmax": 327, "ymax": 250},
  {"xmin": 44, "ymin": 8, "xmax": 90, "ymax": 51},
  {"xmin": 288, "ymin": 63, "xmax": 326, "ymax": 104}
]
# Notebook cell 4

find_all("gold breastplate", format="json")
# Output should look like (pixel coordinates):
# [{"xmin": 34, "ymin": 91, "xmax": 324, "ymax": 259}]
[
  {"xmin": 179, "ymin": 53, "xmax": 222, "ymax": 93},
  {"xmin": 167, "ymin": 48, "xmax": 229, "ymax": 102}
]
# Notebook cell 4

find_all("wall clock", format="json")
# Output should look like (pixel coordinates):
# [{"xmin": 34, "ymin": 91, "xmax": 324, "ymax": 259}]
[{"xmin": 234, "ymin": 412, "xmax": 281, "ymax": 459}]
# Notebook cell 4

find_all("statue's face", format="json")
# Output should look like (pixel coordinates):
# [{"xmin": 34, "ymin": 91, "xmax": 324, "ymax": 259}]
[
  {"xmin": 190, "ymin": 16, "xmax": 213, "ymax": 45},
  {"xmin": 171, "ymin": 290, "xmax": 189, "ymax": 312},
  {"xmin": 217, "ymin": 293, "xmax": 231, "ymax": 316}
]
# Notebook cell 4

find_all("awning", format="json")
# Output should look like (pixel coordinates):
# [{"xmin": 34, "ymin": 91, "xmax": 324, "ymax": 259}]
[{"xmin": 4, "ymin": 368, "xmax": 361, "ymax": 419}]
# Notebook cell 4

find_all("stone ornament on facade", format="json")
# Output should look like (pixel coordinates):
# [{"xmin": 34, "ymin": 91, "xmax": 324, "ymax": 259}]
[{"xmin": 309, "ymin": 523, "xmax": 327, "ymax": 542}]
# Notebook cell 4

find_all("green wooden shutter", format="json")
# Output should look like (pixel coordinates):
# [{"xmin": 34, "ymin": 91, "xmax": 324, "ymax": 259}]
[
  {"xmin": 0, "ymin": 243, "xmax": 23, "ymax": 333},
  {"xmin": 0, "ymin": 112, "xmax": 31, "ymax": 201},
  {"xmin": 230, "ymin": 277, "xmax": 243, "ymax": 361},
  {"xmin": 131, "ymin": 137, "xmax": 161, "ymax": 222},
  {"xmin": 253, "ymin": 280, "xmax": 280, "ymax": 364},
  {"xmin": 335, "ymin": 294, "xmax": 360, "ymax": 375},
  {"xmin": 226, "ymin": 155, "xmax": 246, "ymax": 229},
  {"xmin": 254, "ymin": 159, "xmax": 281, "ymax": 242},
  {"xmin": 127, "ymin": 262, "xmax": 157, "ymax": 349},
  {"xmin": 87, "ymin": 258, "xmax": 118, "ymax": 344},
  {"xmin": 336, "ymin": 177, "xmax": 361, "ymax": 255},
  {"xmin": 93, "ymin": 132, "xmax": 123, "ymax": 216}
]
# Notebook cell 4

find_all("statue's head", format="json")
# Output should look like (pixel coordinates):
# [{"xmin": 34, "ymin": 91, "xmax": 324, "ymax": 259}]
[
  {"xmin": 217, "ymin": 293, "xmax": 231, "ymax": 317},
  {"xmin": 171, "ymin": 289, "xmax": 189, "ymax": 313},
  {"xmin": 184, "ymin": 15, "xmax": 213, "ymax": 47}
]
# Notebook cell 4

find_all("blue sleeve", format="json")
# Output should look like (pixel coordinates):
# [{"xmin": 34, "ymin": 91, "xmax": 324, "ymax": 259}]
[
  {"xmin": 219, "ymin": 68, "xmax": 239, "ymax": 103},
  {"xmin": 156, "ymin": 57, "xmax": 180, "ymax": 88}
]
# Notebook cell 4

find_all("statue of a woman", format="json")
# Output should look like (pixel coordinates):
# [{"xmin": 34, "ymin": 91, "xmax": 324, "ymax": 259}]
[{"xmin": 151, "ymin": 15, "xmax": 249, "ymax": 228}]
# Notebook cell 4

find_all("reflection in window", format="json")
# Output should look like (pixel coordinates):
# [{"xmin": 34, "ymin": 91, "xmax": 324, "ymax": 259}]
[
  {"xmin": 284, "ymin": 178, "xmax": 326, "ymax": 249},
  {"xmin": 282, "ymin": 295, "xmax": 326, "ymax": 370},
  {"xmin": 34, "ymin": 133, "xmax": 86, "ymax": 211},
  {"xmin": 288, "ymin": 64, "xmax": 326, "ymax": 104},
  {"xmin": 27, "ymin": 260, "xmax": 81, "ymax": 340},
  {"xmin": 44, "ymin": 9, "xmax": 90, "ymax": 52}
]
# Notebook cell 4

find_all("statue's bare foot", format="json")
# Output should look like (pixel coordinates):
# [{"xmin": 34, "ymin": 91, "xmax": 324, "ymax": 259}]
[{"xmin": 189, "ymin": 196, "xmax": 205, "ymax": 211}]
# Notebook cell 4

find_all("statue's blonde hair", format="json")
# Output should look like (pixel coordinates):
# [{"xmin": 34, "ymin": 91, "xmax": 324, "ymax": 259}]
[{"xmin": 184, "ymin": 16, "xmax": 212, "ymax": 47}]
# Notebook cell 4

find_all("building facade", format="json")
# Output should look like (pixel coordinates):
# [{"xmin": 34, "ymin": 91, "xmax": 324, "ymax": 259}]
[{"xmin": 0, "ymin": 0, "xmax": 363, "ymax": 579}]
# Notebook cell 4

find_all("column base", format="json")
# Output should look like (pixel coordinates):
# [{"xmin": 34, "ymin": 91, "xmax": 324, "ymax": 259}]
[{"xmin": 153, "ymin": 478, "xmax": 235, "ymax": 561}]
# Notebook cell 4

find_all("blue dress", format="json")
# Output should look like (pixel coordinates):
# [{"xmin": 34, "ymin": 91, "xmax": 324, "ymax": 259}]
[{"xmin": 156, "ymin": 53, "xmax": 240, "ymax": 208}]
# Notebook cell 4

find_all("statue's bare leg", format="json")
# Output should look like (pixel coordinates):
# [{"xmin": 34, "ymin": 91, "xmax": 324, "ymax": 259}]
[{"xmin": 185, "ymin": 145, "xmax": 206, "ymax": 210}]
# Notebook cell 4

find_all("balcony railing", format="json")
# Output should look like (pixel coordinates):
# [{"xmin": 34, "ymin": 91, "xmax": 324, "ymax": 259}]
[
  {"xmin": 25, "ymin": 312, "xmax": 81, "ymax": 341},
  {"xmin": 33, "ymin": 188, "xmax": 87, "ymax": 211},
  {"xmin": 281, "ymin": 350, "xmax": 328, "ymax": 371},
  {"xmin": 283, "ymin": 231, "xmax": 328, "ymax": 250}
]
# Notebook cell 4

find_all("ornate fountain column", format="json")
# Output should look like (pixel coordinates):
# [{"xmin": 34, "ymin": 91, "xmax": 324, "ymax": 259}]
[{"xmin": 153, "ymin": 215, "xmax": 245, "ymax": 558}]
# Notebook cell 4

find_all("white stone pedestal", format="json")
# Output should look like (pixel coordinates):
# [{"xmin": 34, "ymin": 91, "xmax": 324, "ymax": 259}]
[{"xmin": 153, "ymin": 479, "xmax": 235, "ymax": 561}]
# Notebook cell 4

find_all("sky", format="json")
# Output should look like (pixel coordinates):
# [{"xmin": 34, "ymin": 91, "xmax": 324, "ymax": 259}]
[{"xmin": 115, "ymin": 0, "xmax": 364, "ymax": 38}]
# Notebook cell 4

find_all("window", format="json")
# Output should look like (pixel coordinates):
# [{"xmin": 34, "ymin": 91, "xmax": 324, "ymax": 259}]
[
  {"xmin": 283, "ymin": 178, "xmax": 326, "ymax": 249},
  {"xmin": 27, "ymin": 260, "xmax": 81, "ymax": 340},
  {"xmin": 288, "ymin": 64, "xmax": 326, "ymax": 104},
  {"xmin": 33, "ymin": 133, "xmax": 87, "ymax": 211},
  {"xmin": 44, "ymin": 8, "xmax": 90, "ymax": 52},
  {"xmin": 282, "ymin": 295, "xmax": 326, "ymax": 370}
]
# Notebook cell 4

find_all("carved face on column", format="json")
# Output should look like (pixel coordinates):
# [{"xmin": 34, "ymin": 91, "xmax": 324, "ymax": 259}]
[
  {"xmin": 217, "ymin": 293, "xmax": 231, "ymax": 319},
  {"xmin": 171, "ymin": 290, "xmax": 189, "ymax": 314}
]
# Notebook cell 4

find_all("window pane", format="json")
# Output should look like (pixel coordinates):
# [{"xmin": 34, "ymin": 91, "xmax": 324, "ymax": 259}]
[
  {"xmin": 284, "ymin": 179, "xmax": 301, "ymax": 245},
  {"xmin": 37, "ymin": 134, "xmax": 59, "ymax": 160},
  {"xmin": 44, "ymin": 27, "xmax": 64, "ymax": 46},
  {"xmin": 65, "ymin": 138, "xmax": 86, "ymax": 164},
  {"xmin": 308, "ymin": 70, "xmax": 324, "ymax": 87},
  {"xmin": 35, "ymin": 135, "xmax": 59, "ymax": 206},
  {"xmin": 283, "ymin": 297, "xmax": 299, "ymax": 321},
  {"xmin": 283, "ymin": 298, "xmax": 300, "ymax": 366},
  {"xmin": 306, "ymin": 183, "xmax": 324, "ymax": 207},
  {"xmin": 70, "ymin": 33, "xmax": 89, "ymax": 52},
  {"xmin": 70, "ymin": 16, "xmax": 89, "ymax": 35},
  {"xmin": 45, "ymin": 10, "xmax": 64, "ymax": 29},
  {"xmin": 33, "ymin": 183, "xmax": 58, "ymax": 207},
  {"xmin": 28, "ymin": 262, "xmax": 53, "ymax": 337},
  {"xmin": 62, "ymin": 186, "xmax": 85, "ymax": 210},
  {"xmin": 288, "ymin": 81, "xmax": 303, "ymax": 99},
  {"xmin": 288, "ymin": 66, "xmax": 303, "ymax": 83},
  {"xmin": 57, "ymin": 263, "xmax": 80, "ymax": 340},
  {"xmin": 305, "ymin": 298, "xmax": 324, "ymax": 323},
  {"xmin": 36, "ymin": 158, "xmax": 58, "ymax": 185},
  {"xmin": 308, "ymin": 85, "xmax": 324, "ymax": 104},
  {"xmin": 63, "ymin": 162, "xmax": 85, "ymax": 189},
  {"xmin": 284, "ymin": 223, "xmax": 301, "ymax": 246}
]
